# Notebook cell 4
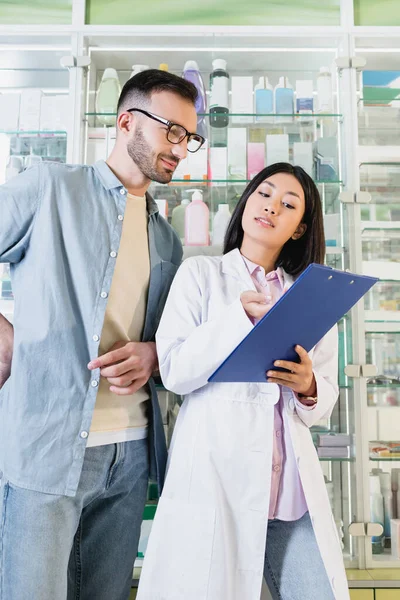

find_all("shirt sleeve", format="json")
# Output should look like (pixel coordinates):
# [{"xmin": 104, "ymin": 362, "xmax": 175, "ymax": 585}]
[
  {"xmin": 293, "ymin": 324, "xmax": 339, "ymax": 428},
  {"xmin": 0, "ymin": 165, "xmax": 41, "ymax": 264}
]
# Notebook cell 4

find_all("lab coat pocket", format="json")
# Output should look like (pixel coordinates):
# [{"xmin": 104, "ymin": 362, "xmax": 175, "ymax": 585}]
[{"xmin": 138, "ymin": 496, "xmax": 216, "ymax": 600}]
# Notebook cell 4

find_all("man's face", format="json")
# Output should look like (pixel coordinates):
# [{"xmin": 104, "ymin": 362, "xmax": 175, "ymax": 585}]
[{"xmin": 126, "ymin": 91, "xmax": 198, "ymax": 184}]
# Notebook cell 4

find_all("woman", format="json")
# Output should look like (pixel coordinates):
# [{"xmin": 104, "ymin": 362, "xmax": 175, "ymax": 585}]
[{"xmin": 137, "ymin": 163, "xmax": 349, "ymax": 600}]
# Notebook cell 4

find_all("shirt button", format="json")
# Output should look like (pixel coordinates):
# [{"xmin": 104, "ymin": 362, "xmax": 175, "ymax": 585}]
[
  {"xmin": 120, "ymin": 188, "xmax": 126, "ymax": 195},
  {"xmin": 276, "ymin": 430, "xmax": 281, "ymax": 438},
  {"xmin": 100, "ymin": 291, "xmax": 108, "ymax": 299},
  {"xmin": 80, "ymin": 431, "xmax": 88, "ymax": 439},
  {"xmin": 118, "ymin": 215, "xmax": 123, "ymax": 221},
  {"xmin": 92, "ymin": 334, "xmax": 99, "ymax": 342},
  {"xmin": 273, "ymin": 464, "xmax": 281, "ymax": 472},
  {"xmin": 110, "ymin": 251, "xmax": 117, "ymax": 258},
  {"xmin": 91, "ymin": 380, "xmax": 98, "ymax": 388}
]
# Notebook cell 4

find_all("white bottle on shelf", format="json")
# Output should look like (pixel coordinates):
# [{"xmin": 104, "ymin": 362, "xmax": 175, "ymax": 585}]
[
  {"xmin": 209, "ymin": 59, "xmax": 229, "ymax": 129},
  {"xmin": 212, "ymin": 204, "xmax": 231, "ymax": 246},
  {"xmin": 96, "ymin": 68, "xmax": 121, "ymax": 127},
  {"xmin": 370, "ymin": 474, "xmax": 385, "ymax": 554},
  {"xmin": 317, "ymin": 67, "xmax": 333, "ymax": 114},
  {"xmin": 130, "ymin": 65, "xmax": 150, "ymax": 78},
  {"xmin": 5, "ymin": 155, "xmax": 24, "ymax": 181}
]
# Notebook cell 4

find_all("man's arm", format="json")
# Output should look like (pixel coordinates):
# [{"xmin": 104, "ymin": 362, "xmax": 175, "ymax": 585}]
[
  {"xmin": 0, "ymin": 313, "xmax": 13, "ymax": 388},
  {"xmin": 0, "ymin": 166, "xmax": 41, "ymax": 388}
]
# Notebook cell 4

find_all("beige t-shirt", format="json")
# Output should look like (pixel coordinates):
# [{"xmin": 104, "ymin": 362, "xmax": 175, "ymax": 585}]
[{"xmin": 88, "ymin": 193, "xmax": 150, "ymax": 445}]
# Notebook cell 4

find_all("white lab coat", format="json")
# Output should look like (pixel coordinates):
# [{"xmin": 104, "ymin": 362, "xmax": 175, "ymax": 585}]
[{"xmin": 137, "ymin": 248, "xmax": 349, "ymax": 600}]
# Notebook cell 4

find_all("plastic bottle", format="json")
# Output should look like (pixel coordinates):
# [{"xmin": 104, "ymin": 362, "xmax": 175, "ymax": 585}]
[
  {"xmin": 96, "ymin": 68, "xmax": 121, "ymax": 126},
  {"xmin": 397, "ymin": 470, "xmax": 400, "ymax": 520},
  {"xmin": 209, "ymin": 59, "xmax": 229, "ymax": 129},
  {"xmin": 317, "ymin": 67, "xmax": 333, "ymax": 114},
  {"xmin": 171, "ymin": 198, "xmax": 190, "ymax": 240},
  {"xmin": 130, "ymin": 65, "xmax": 150, "ymax": 78},
  {"xmin": 212, "ymin": 204, "xmax": 231, "ymax": 246},
  {"xmin": 254, "ymin": 76, "xmax": 274, "ymax": 123},
  {"xmin": 182, "ymin": 60, "xmax": 207, "ymax": 139},
  {"xmin": 391, "ymin": 468, "xmax": 400, "ymax": 519},
  {"xmin": 379, "ymin": 472, "xmax": 394, "ymax": 547},
  {"xmin": 184, "ymin": 190, "xmax": 209, "ymax": 246},
  {"xmin": 5, "ymin": 155, "xmax": 24, "ymax": 181},
  {"xmin": 274, "ymin": 76, "xmax": 294, "ymax": 123},
  {"xmin": 24, "ymin": 155, "xmax": 42, "ymax": 169},
  {"xmin": 295, "ymin": 80, "xmax": 314, "ymax": 115},
  {"xmin": 370, "ymin": 474, "xmax": 385, "ymax": 554}
]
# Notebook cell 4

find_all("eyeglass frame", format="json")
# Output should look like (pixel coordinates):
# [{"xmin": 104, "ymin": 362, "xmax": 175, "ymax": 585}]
[{"xmin": 126, "ymin": 108, "xmax": 206, "ymax": 153}]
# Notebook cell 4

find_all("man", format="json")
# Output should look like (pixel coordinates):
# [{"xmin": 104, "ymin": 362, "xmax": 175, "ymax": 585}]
[{"xmin": 0, "ymin": 69, "xmax": 204, "ymax": 600}]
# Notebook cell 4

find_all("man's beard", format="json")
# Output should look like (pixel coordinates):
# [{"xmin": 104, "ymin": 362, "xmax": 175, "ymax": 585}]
[{"xmin": 127, "ymin": 126, "xmax": 178, "ymax": 184}]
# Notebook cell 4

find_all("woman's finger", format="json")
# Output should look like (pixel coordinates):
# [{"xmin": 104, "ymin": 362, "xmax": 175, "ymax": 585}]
[
  {"xmin": 267, "ymin": 370, "xmax": 297, "ymax": 383},
  {"xmin": 273, "ymin": 360, "xmax": 300, "ymax": 373},
  {"xmin": 295, "ymin": 345, "xmax": 311, "ymax": 364}
]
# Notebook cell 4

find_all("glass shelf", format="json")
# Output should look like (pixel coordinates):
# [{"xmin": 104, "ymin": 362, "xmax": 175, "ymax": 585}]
[
  {"xmin": 85, "ymin": 112, "xmax": 342, "ymax": 119},
  {"xmin": 158, "ymin": 179, "xmax": 342, "ymax": 185},
  {"xmin": 0, "ymin": 130, "xmax": 67, "ymax": 136},
  {"xmin": 368, "ymin": 383, "xmax": 400, "ymax": 389},
  {"xmin": 362, "ymin": 225, "xmax": 400, "ymax": 233},
  {"xmin": 360, "ymin": 162, "xmax": 400, "ymax": 166},
  {"xmin": 370, "ymin": 457, "xmax": 400, "ymax": 462},
  {"xmin": 318, "ymin": 457, "xmax": 354, "ymax": 462}
]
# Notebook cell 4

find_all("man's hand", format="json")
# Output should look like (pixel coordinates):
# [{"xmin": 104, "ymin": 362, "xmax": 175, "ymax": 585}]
[
  {"xmin": 88, "ymin": 341, "xmax": 158, "ymax": 396},
  {"xmin": 0, "ymin": 315, "xmax": 14, "ymax": 389}
]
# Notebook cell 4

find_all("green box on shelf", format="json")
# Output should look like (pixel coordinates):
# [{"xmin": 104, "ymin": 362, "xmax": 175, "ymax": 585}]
[{"xmin": 362, "ymin": 71, "xmax": 400, "ymax": 107}]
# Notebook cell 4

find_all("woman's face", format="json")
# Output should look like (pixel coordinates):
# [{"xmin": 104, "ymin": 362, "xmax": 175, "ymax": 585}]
[{"xmin": 241, "ymin": 172, "xmax": 307, "ymax": 252}]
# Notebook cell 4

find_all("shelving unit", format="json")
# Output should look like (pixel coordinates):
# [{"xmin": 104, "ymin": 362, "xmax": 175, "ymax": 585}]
[{"xmin": 1, "ymin": 0, "xmax": 400, "ymax": 585}]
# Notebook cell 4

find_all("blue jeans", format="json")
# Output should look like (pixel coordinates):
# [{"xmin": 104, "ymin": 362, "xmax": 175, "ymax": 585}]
[
  {"xmin": 0, "ymin": 439, "xmax": 149, "ymax": 600},
  {"xmin": 264, "ymin": 512, "xmax": 335, "ymax": 600}
]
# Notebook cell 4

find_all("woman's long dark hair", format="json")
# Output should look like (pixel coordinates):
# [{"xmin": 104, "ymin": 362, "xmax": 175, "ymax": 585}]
[{"xmin": 223, "ymin": 163, "xmax": 325, "ymax": 276}]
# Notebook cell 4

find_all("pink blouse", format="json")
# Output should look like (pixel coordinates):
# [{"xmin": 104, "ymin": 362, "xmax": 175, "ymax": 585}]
[{"xmin": 242, "ymin": 255, "xmax": 313, "ymax": 521}]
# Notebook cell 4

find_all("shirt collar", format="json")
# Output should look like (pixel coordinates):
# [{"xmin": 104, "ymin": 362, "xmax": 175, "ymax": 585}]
[
  {"xmin": 241, "ymin": 254, "xmax": 285, "ymax": 289},
  {"xmin": 94, "ymin": 160, "xmax": 124, "ymax": 191},
  {"xmin": 93, "ymin": 160, "xmax": 159, "ymax": 216}
]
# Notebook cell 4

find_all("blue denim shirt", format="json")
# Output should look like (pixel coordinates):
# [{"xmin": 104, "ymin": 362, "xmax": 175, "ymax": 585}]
[{"xmin": 0, "ymin": 160, "xmax": 182, "ymax": 496}]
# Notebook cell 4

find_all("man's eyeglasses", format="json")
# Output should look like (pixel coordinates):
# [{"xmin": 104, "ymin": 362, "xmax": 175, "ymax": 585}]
[{"xmin": 127, "ymin": 108, "xmax": 205, "ymax": 153}]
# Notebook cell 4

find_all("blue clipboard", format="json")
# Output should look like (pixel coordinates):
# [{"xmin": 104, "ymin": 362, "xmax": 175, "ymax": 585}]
[{"xmin": 208, "ymin": 264, "xmax": 378, "ymax": 383}]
